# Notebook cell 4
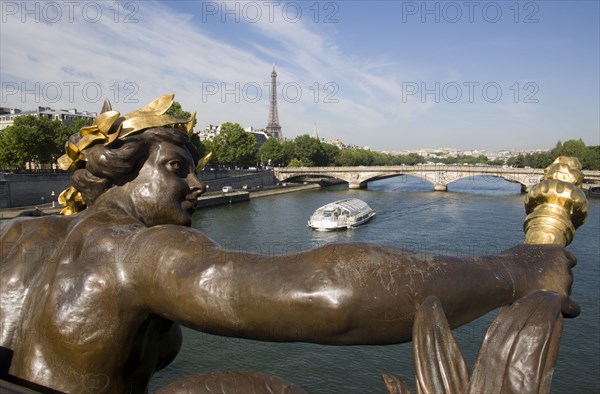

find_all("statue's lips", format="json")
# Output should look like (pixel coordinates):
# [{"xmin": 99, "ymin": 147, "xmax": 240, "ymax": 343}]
[{"xmin": 182, "ymin": 195, "xmax": 198, "ymax": 213}]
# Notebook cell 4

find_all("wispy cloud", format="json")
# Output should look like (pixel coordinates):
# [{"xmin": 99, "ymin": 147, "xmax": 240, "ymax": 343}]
[
  {"xmin": 2, "ymin": 1, "xmax": 597, "ymax": 150},
  {"xmin": 1, "ymin": 1, "xmax": 431, "ymax": 146}
]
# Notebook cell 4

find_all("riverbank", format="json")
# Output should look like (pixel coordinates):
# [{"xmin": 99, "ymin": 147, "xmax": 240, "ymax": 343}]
[
  {"xmin": 250, "ymin": 183, "xmax": 320, "ymax": 198},
  {"xmin": 196, "ymin": 183, "xmax": 321, "ymax": 208},
  {"xmin": 0, "ymin": 203, "xmax": 62, "ymax": 220},
  {"xmin": 0, "ymin": 183, "xmax": 322, "ymax": 220}
]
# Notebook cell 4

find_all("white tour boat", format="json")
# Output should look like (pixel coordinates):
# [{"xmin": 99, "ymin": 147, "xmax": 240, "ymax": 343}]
[{"xmin": 308, "ymin": 198, "xmax": 376, "ymax": 231}]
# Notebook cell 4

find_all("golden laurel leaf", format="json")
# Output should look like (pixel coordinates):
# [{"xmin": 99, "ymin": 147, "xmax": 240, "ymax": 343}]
[{"xmin": 196, "ymin": 152, "xmax": 213, "ymax": 173}]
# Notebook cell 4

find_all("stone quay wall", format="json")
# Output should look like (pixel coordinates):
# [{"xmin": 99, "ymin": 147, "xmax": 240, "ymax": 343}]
[
  {"xmin": 0, "ymin": 171, "xmax": 276, "ymax": 209},
  {"xmin": 202, "ymin": 170, "xmax": 275, "ymax": 192},
  {"xmin": 0, "ymin": 173, "xmax": 71, "ymax": 209}
]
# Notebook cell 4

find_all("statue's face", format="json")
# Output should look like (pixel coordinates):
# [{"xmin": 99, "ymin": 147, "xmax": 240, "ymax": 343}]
[{"xmin": 124, "ymin": 139, "xmax": 205, "ymax": 227}]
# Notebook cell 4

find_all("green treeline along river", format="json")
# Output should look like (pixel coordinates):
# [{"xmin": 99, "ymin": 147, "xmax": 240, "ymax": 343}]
[{"xmin": 150, "ymin": 176, "xmax": 599, "ymax": 393}]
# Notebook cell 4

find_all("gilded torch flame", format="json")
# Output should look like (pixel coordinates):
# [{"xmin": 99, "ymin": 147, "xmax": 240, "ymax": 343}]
[{"xmin": 523, "ymin": 157, "xmax": 589, "ymax": 246}]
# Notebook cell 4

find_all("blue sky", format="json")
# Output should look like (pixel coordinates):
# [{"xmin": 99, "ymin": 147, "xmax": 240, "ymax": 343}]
[{"xmin": 1, "ymin": 1, "xmax": 598, "ymax": 151}]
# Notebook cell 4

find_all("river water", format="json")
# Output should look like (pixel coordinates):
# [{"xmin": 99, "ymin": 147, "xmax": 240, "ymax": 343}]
[{"xmin": 150, "ymin": 176, "xmax": 599, "ymax": 393}]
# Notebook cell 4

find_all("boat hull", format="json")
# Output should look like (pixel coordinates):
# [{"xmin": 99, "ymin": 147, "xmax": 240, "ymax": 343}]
[
  {"xmin": 308, "ymin": 199, "xmax": 376, "ymax": 231},
  {"xmin": 307, "ymin": 215, "xmax": 376, "ymax": 231}
]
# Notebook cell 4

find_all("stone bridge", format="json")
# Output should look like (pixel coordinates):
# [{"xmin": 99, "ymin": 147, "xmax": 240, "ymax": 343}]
[{"xmin": 274, "ymin": 165, "xmax": 600, "ymax": 192}]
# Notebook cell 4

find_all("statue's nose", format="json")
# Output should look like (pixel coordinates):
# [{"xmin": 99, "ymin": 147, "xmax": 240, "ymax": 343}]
[{"xmin": 188, "ymin": 172, "xmax": 206, "ymax": 197}]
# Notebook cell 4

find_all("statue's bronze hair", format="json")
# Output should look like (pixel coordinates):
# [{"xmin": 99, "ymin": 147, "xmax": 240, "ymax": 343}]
[{"xmin": 71, "ymin": 127, "xmax": 199, "ymax": 207}]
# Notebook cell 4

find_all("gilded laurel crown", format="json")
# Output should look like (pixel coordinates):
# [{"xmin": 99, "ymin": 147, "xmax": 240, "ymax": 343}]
[
  {"xmin": 57, "ymin": 94, "xmax": 210, "ymax": 215},
  {"xmin": 58, "ymin": 94, "xmax": 195, "ymax": 172}
]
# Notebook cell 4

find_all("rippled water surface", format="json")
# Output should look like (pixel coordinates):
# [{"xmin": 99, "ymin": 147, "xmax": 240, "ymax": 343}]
[{"xmin": 150, "ymin": 176, "xmax": 599, "ymax": 393}]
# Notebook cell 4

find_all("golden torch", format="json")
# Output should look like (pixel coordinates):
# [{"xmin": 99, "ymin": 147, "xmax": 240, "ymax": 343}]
[{"xmin": 524, "ymin": 157, "xmax": 589, "ymax": 246}]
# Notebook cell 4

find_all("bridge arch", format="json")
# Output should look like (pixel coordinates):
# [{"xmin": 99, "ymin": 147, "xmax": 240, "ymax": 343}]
[
  {"xmin": 364, "ymin": 173, "xmax": 440, "ymax": 188},
  {"xmin": 278, "ymin": 173, "xmax": 347, "ymax": 185},
  {"xmin": 442, "ymin": 174, "xmax": 528, "ymax": 192},
  {"xmin": 342, "ymin": 172, "xmax": 529, "ymax": 191},
  {"xmin": 365, "ymin": 172, "xmax": 532, "ymax": 192},
  {"xmin": 275, "ymin": 169, "xmax": 443, "ymax": 189}
]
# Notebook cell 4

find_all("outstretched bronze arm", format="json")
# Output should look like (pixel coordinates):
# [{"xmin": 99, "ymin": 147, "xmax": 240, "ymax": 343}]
[{"xmin": 132, "ymin": 226, "xmax": 576, "ymax": 345}]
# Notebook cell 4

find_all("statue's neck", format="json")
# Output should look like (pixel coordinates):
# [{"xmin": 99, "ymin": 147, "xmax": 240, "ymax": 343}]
[{"xmin": 85, "ymin": 186, "xmax": 141, "ymax": 224}]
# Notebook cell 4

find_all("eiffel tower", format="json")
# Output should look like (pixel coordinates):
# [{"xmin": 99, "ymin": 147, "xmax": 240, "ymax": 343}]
[{"xmin": 266, "ymin": 66, "xmax": 283, "ymax": 140}]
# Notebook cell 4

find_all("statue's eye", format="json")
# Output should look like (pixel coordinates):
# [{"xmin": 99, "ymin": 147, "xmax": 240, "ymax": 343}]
[
  {"xmin": 168, "ymin": 160, "xmax": 183, "ymax": 173},
  {"xmin": 167, "ymin": 158, "xmax": 190, "ymax": 177}
]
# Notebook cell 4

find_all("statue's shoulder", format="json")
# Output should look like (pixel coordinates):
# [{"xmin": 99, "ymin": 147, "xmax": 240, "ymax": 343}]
[{"xmin": 1, "ymin": 214, "xmax": 73, "ymax": 242}]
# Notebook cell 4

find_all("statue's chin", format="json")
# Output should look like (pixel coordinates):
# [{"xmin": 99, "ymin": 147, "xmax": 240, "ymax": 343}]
[{"xmin": 181, "ymin": 202, "xmax": 196, "ymax": 226}]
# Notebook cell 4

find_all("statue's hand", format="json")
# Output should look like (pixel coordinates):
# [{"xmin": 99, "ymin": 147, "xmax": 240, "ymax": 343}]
[{"xmin": 508, "ymin": 244, "xmax": 580, "ymax": 318}]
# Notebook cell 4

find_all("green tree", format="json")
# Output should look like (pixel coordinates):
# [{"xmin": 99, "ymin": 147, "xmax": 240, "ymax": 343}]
[
  {"xmin": 259, "ymin": 137, "xmax": 286, "ymax": 166},
  {"xmin": 291, "ymin": 135, "xmax": 327, "ymax": 167},
  {"xmin": 355, "ymin": 149, "xmax": 374, "ymax": 166},
  {"xmin": 288, "ymin": 158, "xmax": 304, "ymax": 167},
  {"xmin": 527, "ymin": 152, "xmax": 552, "ymax": 168},
  {"xmin": 585, "ymin": 146, "xmax": 600, "ymax": 170},
  {"xmin": 281, "ymin": 140, "xmax": 296, "ymax": 166},
  {"xmin": 555, "ymin": 139, "xmax": 599, "ymax": 170},
  {"xmin": 321, "ymin": 143, "xmax": 340, "ymax": 166},
  {"xmin": 371, "ymin": 151, "xmax": 391, "ymax": 166},
  {"xmin": 507, "ymin": 154, "xmax": 525, "ymax": 168},
  {"xmin": 403, "ymin": 153, "xmax": 424, "ymax": 165},
  {"xmin": 166, "ymin": 100, "xmax": 198, "ymax": 132},
  {"xmin": 476, "ymin": 154, "xmax": 490, "ymax": 164},
  {"xmin": 554, "ymin": 139, "xmax": 587, "ymax": 158},
  {"xmin": 333, "ymin": 148, "xmax": 383, "ymax": 166},
  {"xmin": 166, "ymin": 101, "xmax": 191, "ymax": 119},
  {"xmin": 335, "ymin": 149, "xmax": 357, "ymax": 166},
  {"xmin": 211, "ymin": 122, "xmax": 256, "ymax": 166},
  {"xmin": 458, "ymin": 155, "xmax": 477, "ymax": 165},
  {"xmin": 0, "ymin": 126, "xmax": 27, "ymax": 169},
  {"xmin": 510, "ymin": 139, "xmax": 600, "ymax": 170},
  {"xmin": 0, "ymin": 115, "xmax": 68, "ymax": 170}
]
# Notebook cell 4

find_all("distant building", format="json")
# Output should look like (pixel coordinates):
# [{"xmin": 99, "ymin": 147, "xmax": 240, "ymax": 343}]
[
  {"xmin": 200, "ymin": 124, "xmax": 270, "ymax": 155},
  {"xmin": 198, "ymin": 124, "xmax": 221, "ymax": 141},
  {"xmin": 0, "ymin": 107, "xmax": 18, "ymax": 130},
  {"xmin": 387, "ymin": 148, "xmax": 549, "ymax": 162},
  {"xmin": 326, "ymin": 138, "xmax": 346, "ymax": 149},
  {"xmin": 0, "ymin": 106, "xmax": 96, "ymax": 130},
  {"xmin": 245, "ymin": 126, "xmax": 270, "ymax": 154},
  {"xmin": 312, "ymin": 123, "xmax": 319, "ymax": 140}
]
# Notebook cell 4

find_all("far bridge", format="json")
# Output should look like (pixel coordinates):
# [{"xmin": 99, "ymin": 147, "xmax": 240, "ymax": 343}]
[{"xmin": 274, "ymin": 165, "xmax": 600, "ymax": 192}]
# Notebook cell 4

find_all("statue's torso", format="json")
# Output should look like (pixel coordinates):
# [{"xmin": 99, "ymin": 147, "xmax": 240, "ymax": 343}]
[{"xmin": 0, "ymin": 214, "xmax": 181, "ymax": 393}]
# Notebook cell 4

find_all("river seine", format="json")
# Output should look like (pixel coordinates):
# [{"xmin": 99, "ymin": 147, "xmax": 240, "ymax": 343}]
[{"xmin": 150, "ymin": 176, "xmax": 599, "ymax": 393}]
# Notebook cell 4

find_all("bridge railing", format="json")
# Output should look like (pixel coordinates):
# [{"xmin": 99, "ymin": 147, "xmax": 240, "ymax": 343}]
[
  {"xmin": 274, "ymin": 166, "xmax": 600, "ymax": 189},
  {"xmin": 274, "ymin": 165, "xmax": 599, "ymax": 176}
]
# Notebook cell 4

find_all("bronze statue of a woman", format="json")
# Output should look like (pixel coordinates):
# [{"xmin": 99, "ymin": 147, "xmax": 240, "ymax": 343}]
[{"xmin": 0, "ymin": 95, "xmax": 579, "ymax": 393}]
